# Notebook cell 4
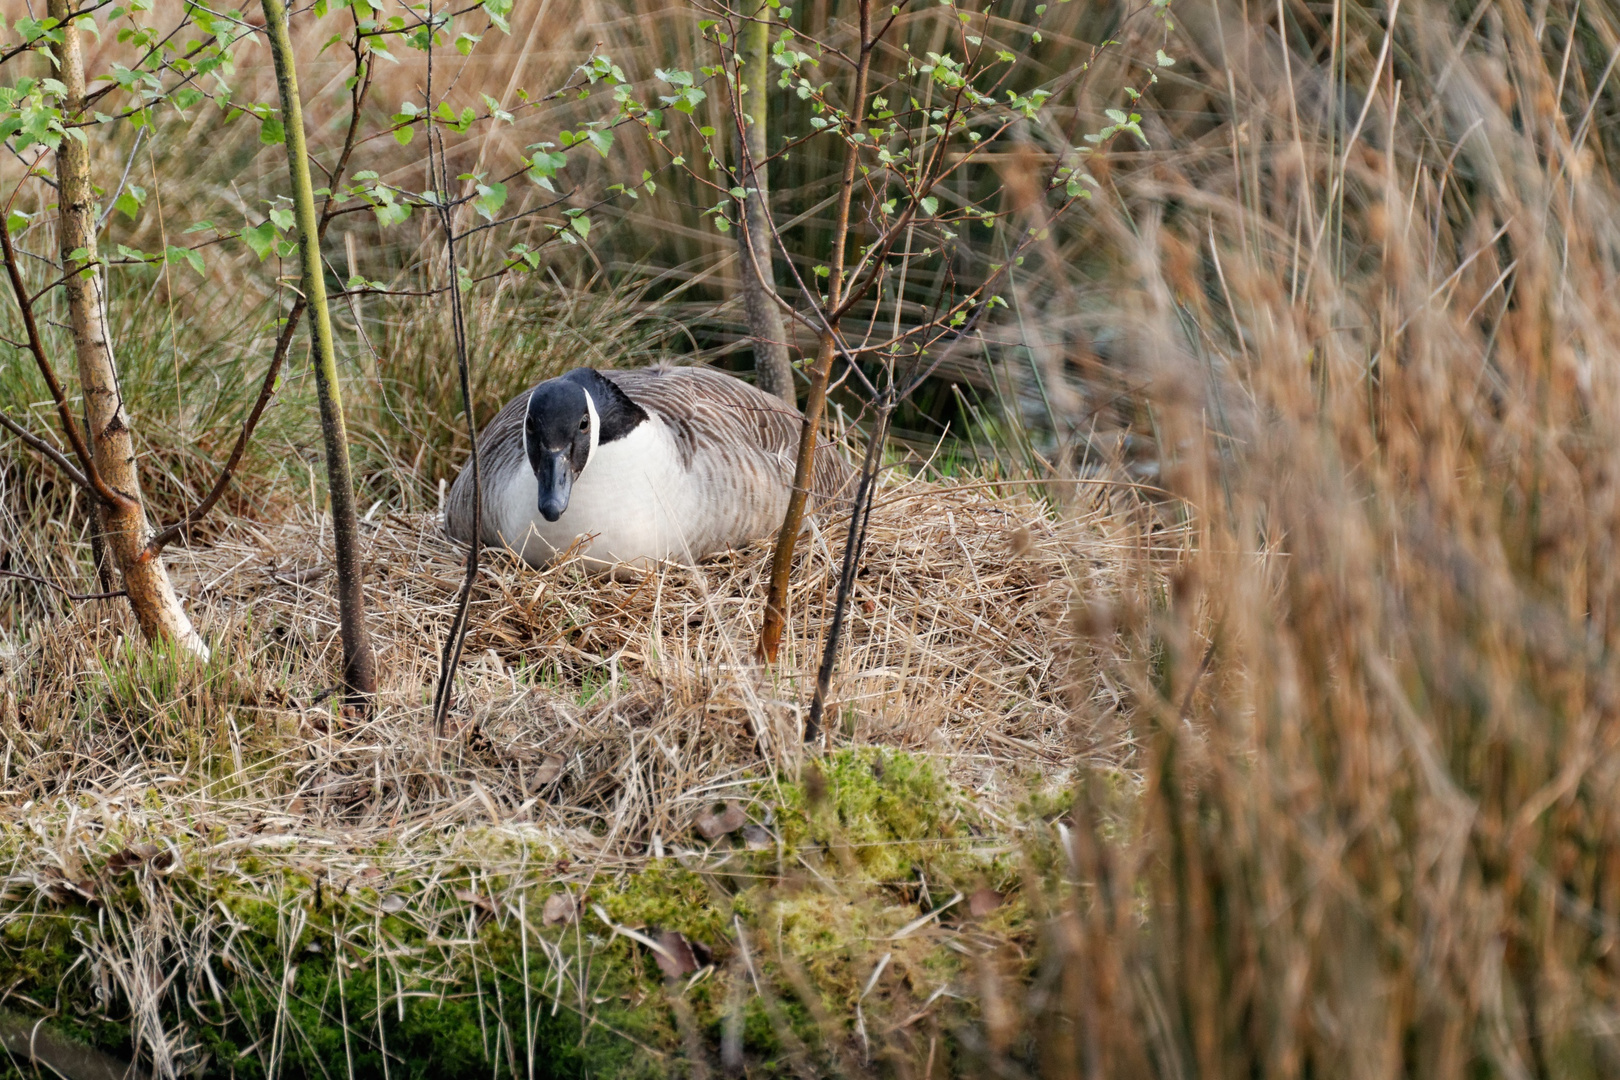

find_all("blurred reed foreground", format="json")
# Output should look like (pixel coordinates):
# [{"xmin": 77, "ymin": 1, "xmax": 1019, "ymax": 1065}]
[
  {"xmin": 1031, "ymin": 0, "xmax": 1620, "ymax": 1076},
  {"xmin": 4, "ymin": 0, "xmax": 1620, "ymax": 1073}
]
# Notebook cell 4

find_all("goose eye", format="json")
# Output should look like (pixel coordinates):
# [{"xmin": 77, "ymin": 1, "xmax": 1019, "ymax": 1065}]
[{"xmin": 579, "ymin": 416, "xmax": 589, "ymax": 431}]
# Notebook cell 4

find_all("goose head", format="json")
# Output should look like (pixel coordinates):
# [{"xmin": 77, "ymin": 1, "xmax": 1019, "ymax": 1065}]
[{"xmin": 523, "ymin": 369, "xmax": 649, "ymax": 522}]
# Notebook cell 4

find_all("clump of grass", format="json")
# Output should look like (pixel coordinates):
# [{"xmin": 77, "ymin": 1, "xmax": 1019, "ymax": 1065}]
[{"xmin": 0, "ymin": 736, "xmax": 1053, "ymax": 1078}]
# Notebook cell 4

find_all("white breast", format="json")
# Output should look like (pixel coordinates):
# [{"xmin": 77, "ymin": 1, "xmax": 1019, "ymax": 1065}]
[{"xmin": 489, "ymin": 417, "xmax": 700, "ymax": 569}]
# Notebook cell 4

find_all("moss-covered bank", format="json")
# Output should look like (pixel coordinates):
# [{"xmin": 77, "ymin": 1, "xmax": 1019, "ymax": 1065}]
[{"xmin": 0, "ymin": 748, "xmax": 1056, "ymax": 1078}]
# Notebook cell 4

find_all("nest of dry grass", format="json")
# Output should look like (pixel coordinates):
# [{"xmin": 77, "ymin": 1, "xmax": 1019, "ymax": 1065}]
[
  {"xmin": 0, "ymin": 475, "xmax": 1157, "ymax": 1078},
  {"xmin": 5, "ymin": 475, "xmax": 1148, "ymax": 857}
]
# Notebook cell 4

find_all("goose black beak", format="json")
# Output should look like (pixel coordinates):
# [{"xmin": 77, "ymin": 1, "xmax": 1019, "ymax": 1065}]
[{"xmin": 536, "ymin": 451, "xmax": 573, "ymax": 522}]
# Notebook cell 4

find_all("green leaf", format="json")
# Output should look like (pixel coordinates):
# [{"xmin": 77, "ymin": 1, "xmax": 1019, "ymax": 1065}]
[
  {"xmin": 166, "ymin": 245, "xmax": 204, "ymax": 276},
  {"xmin": 182, "ymin": 220, "xmax": 215, "ymax": 234},
  {"xmin": 474, "ymin": 181, "xmax": 508, "ymax": 221},
  {"xmin": 482, "ymin": 0, "xmax": 512, "ymax": 33},
  {"xmin": 919, "ymin": 196, "xmax": 939, "ymax": 216},
  {"xmin": 259, "ymin": 116, "xmax": 285, "ymax": 145},
  {"xmin": 393, "ymin": 123, "xmax": 414, "ymax": 146},
  {"xmin": 66, "ymin": 247, "xmax": 90, "ymax": 263},
  {"xmin": 526, "ymin": 149, "xmax": 567, "ymax": 190},
  {"xmin": 113, "ymin": 189, "xmax": 143, "ymax": 221},
  {"xmin": 269, "ymin": 208, "xmax": 295, "ymax": 232},
  {"xmin": 374, "ymin": 199, "xmax": 409, "ymax": 229},
  {"xmin": 586, "ymin": 128, "xmax": 613, "ymax": 157},
  {"xmin": 242, "ymin": 222, "xmax": 275, "ymax": 260},
  {"xmin": 455, "ymin": 32, "xmax": 480, "ymax": 55},
  {"xmin": 569, "ymin": 215, "xmax": 590, "ymax": 240},
  {"xmin": 1156, "ymin": 49, "xmax": 1175, "ymax": 67}
]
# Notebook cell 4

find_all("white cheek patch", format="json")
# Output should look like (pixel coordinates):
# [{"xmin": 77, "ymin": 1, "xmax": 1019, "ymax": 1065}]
[
  {"xmin": 523, "ymin": 388, "xmax": 536, "ymax": 470},
  {"xmin": 583, "ymin": 392, "xmax": 601, "ymax": 473}
]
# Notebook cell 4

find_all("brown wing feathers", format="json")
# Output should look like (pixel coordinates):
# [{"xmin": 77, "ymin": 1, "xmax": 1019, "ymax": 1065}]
[
  {"xmin": 606, "ymin": 365, "xmax": 852, "ymax": 511},
  {"xmin": 445, "ymin": 364, "xmax": 853, "ymax": 548}
]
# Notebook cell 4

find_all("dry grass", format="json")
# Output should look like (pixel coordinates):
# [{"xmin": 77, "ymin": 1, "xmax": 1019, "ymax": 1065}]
[
  {"xmin": 10, "ymin": 473, "xmax": 1140, "ymax": 825},
  {"xmin": 0, "ymin": 473, "xmax": 1162, "ymax": 1076},
  {"xmin": 969, "ymin": 0, "xmax": 1620, "ymax": 1076},
  {"xmin": 16, "ymin": 0, "xmax": 1620, "ymax": 1072}
]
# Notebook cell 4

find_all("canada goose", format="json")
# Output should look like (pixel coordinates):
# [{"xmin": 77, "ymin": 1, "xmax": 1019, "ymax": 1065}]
[{"xmin": 444, "ymin": 364, "xmax": 850, "ymax": 570}]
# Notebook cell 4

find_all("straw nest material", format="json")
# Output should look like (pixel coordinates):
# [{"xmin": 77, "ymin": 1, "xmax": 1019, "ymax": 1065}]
[{"xmin": 5, "ymin": 474, "xmax": 1139, "ymax": 858}]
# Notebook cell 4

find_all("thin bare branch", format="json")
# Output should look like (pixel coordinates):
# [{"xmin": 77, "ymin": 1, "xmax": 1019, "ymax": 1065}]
[
  {"xmin": 0, "ymin": 568, "xmax": 126, "ymax": 601},
  {"xmin": 0, "ymin": 213, "xmax": 134, "ymax": 512},
  {"xmin": 0, "ymin": 410, "xmax": 91, "ymax": 490}
]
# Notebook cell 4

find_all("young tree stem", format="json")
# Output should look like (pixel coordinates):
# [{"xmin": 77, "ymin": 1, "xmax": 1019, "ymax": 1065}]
[
  {"xmin": 807, "ymin": 392, "xmax": 892, "ymax": 742},
  {"xmin": 736, "ymin": 0, "xmax": 793, "ymax": 402},
  {"xmin": 46, "ymin": 0, "xmax": 207, "ymax": 658},
  {"xmin": 758, "ymin": 0, "xmax": 874, "ymax": 665},
  {"xmin": 260, "ymin": 0, "xmax": 377, "ymax": 705}
]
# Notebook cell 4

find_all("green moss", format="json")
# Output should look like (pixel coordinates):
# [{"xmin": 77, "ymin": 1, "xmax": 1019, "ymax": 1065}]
[
  {"xmin": 775, "ymin": 748, "xmax": 977, "ymax": 884},
  {"xmin": 0, "ymin": 750, "xmax": 1051, "ymax": 1078}
]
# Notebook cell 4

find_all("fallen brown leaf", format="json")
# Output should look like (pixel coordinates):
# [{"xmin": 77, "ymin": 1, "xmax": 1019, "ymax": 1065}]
[
  {"xmin": 741, "ymin": 824, "xmax": 773, "ymax": 851},
  {"xmin": 652, "ymin": 930, "xmax": 700, "ymax": 979},
  {"xmin": 695, "ymin": 800, "xmax": 746, "ymax": 840},
  {"xmin": 105, "ymin": 843, "xmax": 160, "ymax": 874},
  {"xmin": 969, "ymin": 886, "xmax": 1004, "ymax": 917},
  {"xmin": 42, "ymin": 871, "xmax": 97, "ymax": 905},
  {"xmin": 526, "ymin": 754, "xmax": 564, "ymax": 792},
  {"xmin": 542, "ymin": 891, "xmax": 577, "ymax": 926}
]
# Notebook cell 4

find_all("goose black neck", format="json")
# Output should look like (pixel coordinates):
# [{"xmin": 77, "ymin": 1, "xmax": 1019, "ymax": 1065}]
[{"xmin": 562, "ymin": 368, "xmax": 647, "ymax": 444}]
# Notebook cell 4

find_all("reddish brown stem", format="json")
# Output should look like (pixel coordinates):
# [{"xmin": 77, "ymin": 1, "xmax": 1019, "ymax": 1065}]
[
  {"xmin": 144, "ymin": 296, "xmax": 307, "ymax": 554},
  {"xmin": 758, "ymin": 0, "xmax": 875, "ymax": 664},
  {"xmin": 0, "ymin": 409, "xmax": 89, "ymax": 489}
]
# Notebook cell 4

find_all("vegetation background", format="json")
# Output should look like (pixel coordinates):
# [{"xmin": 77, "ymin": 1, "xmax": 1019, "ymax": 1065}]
[{"xmin": 4, "ymin": 0, "xmax": 1620, "ymax": 1074}]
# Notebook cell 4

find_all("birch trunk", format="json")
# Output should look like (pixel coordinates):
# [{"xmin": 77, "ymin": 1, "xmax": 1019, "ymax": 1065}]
[
  {"xmin": 48, "ymin": 0, "xmax": 208, "ymax": 658},
  {"xmin": 261, "ymin": 0, "xmax": 377, "ymax": 705},
  {"xmin": 737, "ymin": 1, "xmax": 794, "ymax": 403}
]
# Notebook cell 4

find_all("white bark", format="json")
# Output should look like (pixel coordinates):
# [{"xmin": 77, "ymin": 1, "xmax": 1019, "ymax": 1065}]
[{"xmin": 49, "ymin": 0, "xmax": 207, "ymax": 659}]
